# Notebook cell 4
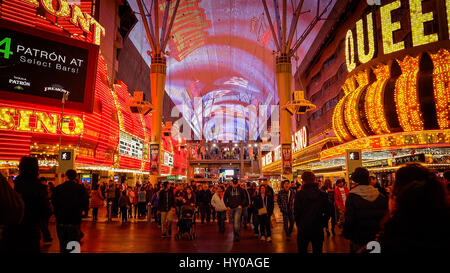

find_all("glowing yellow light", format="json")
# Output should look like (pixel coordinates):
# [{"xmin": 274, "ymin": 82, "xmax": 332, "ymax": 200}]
[
  {"xmin": 16, "ymin": 110, "xmax": 33, "ymax": 132},
  {"xmin": 61, "ymin": 115, "xmax": 84, "ymax": 135},
  {"xmin": 344, "ymin": 72, "xmax": 369, "ymax": 139},
  {"xmin": 365, "ymin": 64, "xmax": 391, "ymax": 134},
  {"xmin": 41, "ymin": 0, "xmax": 70, "ymax": 18},
  {"xmin": 332, "ymin": 77, "xmax": 356, "ymax": 142},
  {"xmin": 345, "ymin": 29, "xmax": 356, "ymax": 72},
  {"xmin": 381, "ymin": 0, "xmax": 405, "ymax": 55},
  {"xmin": 447, "ymin": 0, "xmax": 450, "ymax": 39},
  {"xmin": 356, "ymin": 12, "xmax": 376, "ymax": 64},
  {"xmin": 34, "ymin": 112, "xmax": 59, "ymax": 134},
  {"xmin": 395, "ymin": 55, "xmax": 424, "ymax": 132},
  {"xmin": 23, "ymin": 0, "xmax": 39, "ymax": 6},
  {"xmin": 86, "ymin": 13, "xmax": 105, "ymax": 45},
  {"xmin": 430, "ymin": 48, "xmax": 450, "ymax": 129},
  {"xmin": 70, "ymin": 5, "xmax": 90, "ymax": 33},
  {"xmin": 0, "ymin": 108, "xmax": 15, "ymax": 130},
  {"xmin": 409, "ymin": 0, "xmax": 438, "ymax": 47}
]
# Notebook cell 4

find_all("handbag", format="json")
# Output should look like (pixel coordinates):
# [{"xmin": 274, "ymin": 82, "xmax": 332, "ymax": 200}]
[{"xmin": 258, "ymin": 207, "xmax": 267, "ymax": 215}]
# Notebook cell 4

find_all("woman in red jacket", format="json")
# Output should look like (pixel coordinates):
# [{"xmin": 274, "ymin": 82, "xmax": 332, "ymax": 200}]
[
  {"xmin": 90, "ymin": 184, "xmax": 104, "ymax": 222},
  {"xmin": 334, "ymin": 179, "xmax": 349, "ymax": 228}
]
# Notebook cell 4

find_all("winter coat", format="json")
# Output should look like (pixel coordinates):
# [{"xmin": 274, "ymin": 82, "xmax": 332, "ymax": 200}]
[
  {"xmin": 211, "ymin": 193, "xmax": 227, "ymax": 212},
  {"xmin": 223, "ymin": 186, "xmax": 248, "ymax": 209},
  {"xmin": 183, "ymin": 193, "xmax": 196, "ymax": 206},
  {"xmin": 334, "ymin": 186, "xmax": 349, "ymax": 211},
  {"xmin": 197, "ymin": 189, "xmax": 212, "ymax": 205},
  {"xmin": 253, "ymin": 194, "xmax": 274, "ymax": 216},
  {"xmin": 118, "ymin": 195, "xmax": 131, "ymax": 208},
  {"xmin": 158, "ymin": 189, "xmax": 174, "ymax": 212},
  {"xmin": 294, "ymin": 183, "xmax": 330, "ymax": 232},
  {"xmin": 150, "ymin": 192, "xmax": 159, "ymax": 208},
  {"xmin": 90, "ymin": 189, "xmax": 104, "ymax": 208},
  {"xmin": 277, "ymin": 189, "xmax": 295, "ymax": 214},
  {"xmin": 343, "ymin": 185, "xmax": 388, "ymax": 245},
  {"xmin": 52, "ymin": 180, "xmax": 89, "ymax": 225}
]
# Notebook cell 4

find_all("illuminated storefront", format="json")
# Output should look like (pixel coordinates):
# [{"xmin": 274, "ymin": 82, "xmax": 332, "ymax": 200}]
[
  {"xmin": 0, "ymin": 0, "xmax": 186, "ymax": 184},
  {"xmin": 262, "ymin": 0, "xmax": 450, "ymax": 181}
]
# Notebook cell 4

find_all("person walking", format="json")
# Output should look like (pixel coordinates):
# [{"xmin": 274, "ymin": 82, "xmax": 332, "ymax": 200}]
[
  {"xmin": 158, "ymin": 182, "xmax": 175, "ymax": 237},
  {"xmin": 197, "ymin": 183, "xmax": 212, "ymax": 224},
  {"xmin": 118, "ymin": 190, "xmax": 131, "ymax": 223},
  {"xmin": 106, "ymin": 181, "xmax": 116, "ymax": 219},
  {"xmin": 241, "ymin": 183, "xmax": 252, "ymax": 229},
  {"xmin": 11, "ymin": 157, "xmax": 52, "ymax": 253},
  {"xmin": 224, "ymin": 178, "xmax": 248, "ymax": 242},
  {"xmin": 294, "ymin": 171, "xmax": 330, "ymax": 254},
  {"xmin": 211, "ymin": 185, "xmax": 227, "ymax": 233},
  {"xmin": 51, "ymin": 169, "xmax": 89, "ymax": 253},
  {"xmin": 343, "ymin": 167, "xmax": 388, "ymax": 253},
  {"xmin": 90, "ymin": 184, "xmax": 104, "ymax": 222},
  {"xmin": 39, "ymin": 177, "xmax": 53, "ymax": 243},
  {"xmin": 253, "ymin": 185, "xmax": 274, "ymax": 242},
  {"xmin": 277, "ymin": 180, "xmax": 295, "ymax": 240},
  {"xmin": 334, "ymin": 179, "xmax": 349, "ymax": 228},
  {"xmin": 321, "ymin": 179, "xmax": 336, "ymax": 236}
]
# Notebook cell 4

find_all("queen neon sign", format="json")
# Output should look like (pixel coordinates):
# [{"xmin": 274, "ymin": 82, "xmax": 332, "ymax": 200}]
[{"xmin": 22, "ymin": 0, "xmax": 105, "ymax": 45}]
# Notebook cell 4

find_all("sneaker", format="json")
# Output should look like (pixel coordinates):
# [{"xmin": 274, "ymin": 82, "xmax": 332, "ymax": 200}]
[
  {"xmin": 260, "ymin": 236, "xmax": 265, "ymax": 241},
  {"xmin": 161, "ymin": 233, "xmax": 167, "ymax": 238},
  {"xmin": 266, "ymin": 237, "xmax": 272, "ymax": 242}
]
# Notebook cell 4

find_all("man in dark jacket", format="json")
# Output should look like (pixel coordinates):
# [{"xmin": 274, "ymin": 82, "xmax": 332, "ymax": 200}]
[
  {"xmin": 52, "ymin": 169, "xmax": 89, "ymax": 253},
  {"xmin": 224, "ymin": 178, "xmax": 248, "ymax": 241},
  {"xmin": 344, "ymin": 167, "xmax": 388, "ymax": 253},
  {"xmin": 9, "ymin": 157, "xmax": 52, "ymax": 253},
  {"xmin": 277, "ymin": 180, "xmax": 295, "ymax": 240},
  {"xmin": 197, "ymin": 183, "xmax": 212, "ymax": 224},
  {"xmin": 294, "ymin": 171, "xmax": 330, "ymax": 253},
  {"xmin": 158, "ymin": 182, "xmax": 175, "ymax": 237}
]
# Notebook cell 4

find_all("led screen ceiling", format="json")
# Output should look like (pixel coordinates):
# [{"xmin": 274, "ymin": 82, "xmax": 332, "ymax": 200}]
[{"xmin": 127, "ymin": 0, "xmax": 335, "ymax": 141}]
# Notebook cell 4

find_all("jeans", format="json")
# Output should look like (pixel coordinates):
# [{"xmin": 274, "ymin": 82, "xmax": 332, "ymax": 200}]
[
  {"xmin": 120, "ymin": 206, "xmax": 128, "ymax": 222},
  {"xmin": 252, "ymin": 209, "xmax": 260, "ymax": 235},
  {"xmin": 216, "ymin": 211, "xmax": 226, "ymax": 233},
  {"xmin": 258, "ymin": 214, "xmax": 271, "ymax": 237},
  {"xmin": 282, "ymin": 211, "xmax": 295, "ymax": 236},
  {"xmin": 40, "ymin": 218, "xmax": 52, "ymax": 241},
  {"xmin": 160, "ymin": 210, "xmax": 172, "ymax": 235},
  {"xmin": 229, "ymin": 207, "xmax": 242, "ymax": 239},
  {"xmin": 297, "ymin": 229, "xmax": 324, "ymax": 254},
  {"xmin": 92, "ymin": 208, "xmax": 99, "ymax": 221},
  {"xmin": 199, "ymin": 204, "xmax": 211, "ymax": 223},
  {"xmin": 56, "ymin": 224, "xmax": 82, "ymax": 253},
  {"xmin": 241, "ymin": 207, "xmax": 248, "ymax": 227}
]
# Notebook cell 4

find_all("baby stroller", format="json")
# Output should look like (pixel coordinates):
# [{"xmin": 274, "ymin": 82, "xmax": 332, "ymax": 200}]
[{"xmin": 175, "ymin": 205, "xmax": 196, "ymax": 240}]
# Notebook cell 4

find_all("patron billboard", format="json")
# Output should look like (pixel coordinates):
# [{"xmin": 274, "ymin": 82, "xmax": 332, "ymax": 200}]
[{"xmin": 0, "ymin": 21, "xmax": 98, "ymax": 112}]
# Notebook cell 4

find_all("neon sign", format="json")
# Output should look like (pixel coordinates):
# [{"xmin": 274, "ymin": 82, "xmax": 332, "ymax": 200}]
[
  {"xmin": 0, "ymin": 106, "xmax": 84, "ymax": 136},
  {"xmin": 345, "ymin": 0, "xmax": 450, "ymax": 72},
  {"xmin": 22, "ymin": 0, "xmax": 105, "ymax": 45}
]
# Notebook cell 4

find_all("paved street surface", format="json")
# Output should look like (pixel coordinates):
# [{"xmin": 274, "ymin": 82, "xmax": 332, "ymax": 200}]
[{"xmin": 41, "ymin": 208, "xmax": 350, "ymax": 253}]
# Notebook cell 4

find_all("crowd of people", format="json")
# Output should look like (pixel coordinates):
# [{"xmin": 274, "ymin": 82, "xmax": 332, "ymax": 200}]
[
  {"xmin": 190, "ymin": 145, "xmax": 258, "ymax": 161},
  {"xmin": 1, "ymin": 156, "xmax": 449, "ymax": 254}
]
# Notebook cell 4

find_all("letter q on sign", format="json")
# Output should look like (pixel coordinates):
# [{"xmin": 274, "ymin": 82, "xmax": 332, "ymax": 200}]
[{"xmin": 67, "ymin": 241, "xmax": 81, "ymax": 253}]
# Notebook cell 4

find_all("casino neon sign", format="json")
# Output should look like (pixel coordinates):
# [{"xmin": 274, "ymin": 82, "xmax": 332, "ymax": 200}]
[
  {"xmin": 0, "ymin": 106, "xmax": 84, "ymax": 136},
  {"xmin": 22, "ymin": 0, "xmax": 105, "ymax": 45},
  {"xmin": 345, "ymin": 0, "xmax": 450, "ymax": 72}
]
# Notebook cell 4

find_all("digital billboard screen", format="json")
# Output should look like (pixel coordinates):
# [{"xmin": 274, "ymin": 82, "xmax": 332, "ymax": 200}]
[{"xmin": 0, "ymin": 21, "xmax": 98, "ymax": 112}]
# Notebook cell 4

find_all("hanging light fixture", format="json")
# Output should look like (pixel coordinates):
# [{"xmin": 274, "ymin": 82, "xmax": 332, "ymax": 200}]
[{"xmin": 284, "ymin": 90, "xmax": 316, "ymax": 115}]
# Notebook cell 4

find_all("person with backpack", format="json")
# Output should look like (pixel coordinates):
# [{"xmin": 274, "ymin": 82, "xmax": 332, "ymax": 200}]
[
  {"xmin": 158, "ymin": 182, "xmax": 175, "ymax": 237},
  {"xmin": 223, "ymin": 178, "xmax": 248, "ymax": 242},
  {"xmin": 294, "ymin": 171, "xmax": 330, "ymax": 253},
  {"xmin": 197, "ymin": 183, "xmax": 212, "ymax": 224},
  {"xmin": 52, "ymin": 169, "xmax": 89, "ymax": 253},
  {"xmin": 343, "ymin": 167, "xmax": 388, "ymax": 253}
]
